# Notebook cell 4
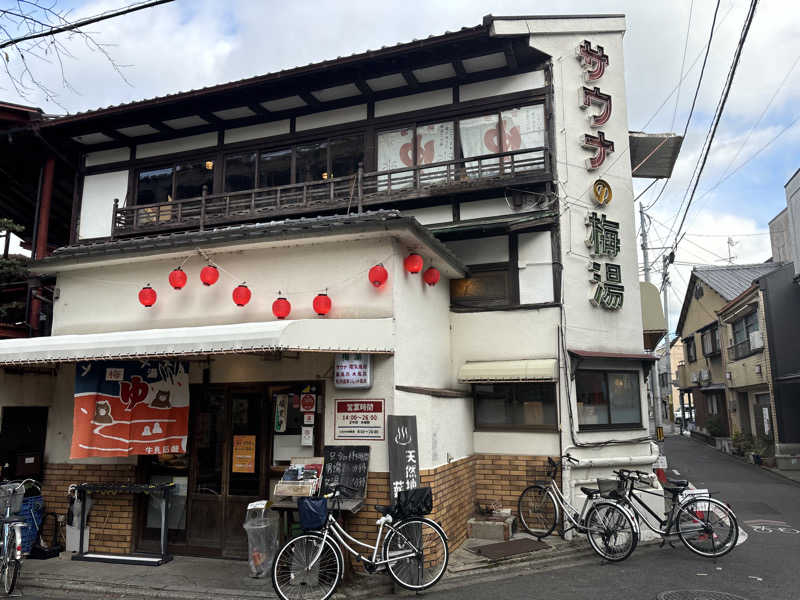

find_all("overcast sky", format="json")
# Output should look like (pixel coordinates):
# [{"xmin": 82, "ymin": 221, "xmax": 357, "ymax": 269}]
[{"xmin": 3, "ymin": 0, "xmax": 799, "ymax": 334}]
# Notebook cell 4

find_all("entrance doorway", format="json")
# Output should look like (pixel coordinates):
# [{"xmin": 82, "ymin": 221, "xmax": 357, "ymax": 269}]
[
  {"xmin": 137, "ymin": 380, "xmax": 324, "ymax": 558},
  {"xmin": 0, "ymin": 406, "xmax": 48, "ymax": 480},
  {"xmin": 753, "ymin": 393, "xmax": 773, "ymax": 440}
]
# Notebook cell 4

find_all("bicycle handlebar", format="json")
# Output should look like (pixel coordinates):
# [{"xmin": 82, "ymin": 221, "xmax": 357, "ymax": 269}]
[
  {"xmin": 323, "ymin": 483, "xmax": 359, "ymax": 499},
  {"xmin": 613, "ymin": 469, "xmax": 651, "ymax": 483}
]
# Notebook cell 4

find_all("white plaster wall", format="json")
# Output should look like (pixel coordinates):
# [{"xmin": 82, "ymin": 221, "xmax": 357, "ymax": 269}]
[
  {"xmin": 459, "ymin": 198, "xmax": 516, "ymax": 220},
  {"xmin": 79, "ymin": 171, "xmax": 129, "ymax": 239},
  {"xmin": 518, "ymin": 231, "xmax": 553, "ymax": 304},
  {"xmin": 473, "ymin": 431, "xmax": 559, "ymax": 455},
  {"xmin": 444, "ymin": 236, "xmax": 508, "ymax": 265},
  {"xmin": 295, "ymin": 105, "xmax": 367, "ymax": 131},
  {"xmin": 459, "ymin": 70, "xmax": 546, "ymax": 103},
  {"xmin": 224, "ymin": 120, "xmax": 290, "ymax": 144},
  {"xmin": 375, "ymin": 89, "xmax": 453, "ymax": 118},
  {"xmin": 389, "ymin": 241, "xmax": 472, "ymax": 470},
  {"xmin": 51, "ymin": 237, "xmax": 396, "ymax": 335},
  {"xmin": 85, "ymin": 147, "xmax": 130, "ymax": 167},
  {"xmin": 137, "ymin": 133, "xmax": 218, "ymax": 159},
  {"xmin": 401, "ymin": 205, "xmax": 453, "ymax": 225}
]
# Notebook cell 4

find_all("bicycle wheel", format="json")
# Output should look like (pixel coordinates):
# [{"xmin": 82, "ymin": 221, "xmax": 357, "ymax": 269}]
[
  {"xmin": 585, "ymin": 501, "xmax": 638, "ymax": 562},
  {"xmin": 1, "ymin": 527, "xmax": 19, "ymax": 596},
  {"xmin": 676, "ymin": 497, "xmax": 738, "ymax": 558},
  {"xmin": 518, "ymin": 484, "xmax": 559, "ymax": 539},
  {"xmin": 382, "ymin": 518, "xmax": 448, "ymax": 591},
  {"xmin": 271, "ymin": 532, "xmax": 342, "ymax": 600}
]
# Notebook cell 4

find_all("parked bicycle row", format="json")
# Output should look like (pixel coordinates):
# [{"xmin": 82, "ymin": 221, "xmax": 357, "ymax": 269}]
[{"xmin": 518, "ymin": 454, "xmax": 739, "ymax": 562}]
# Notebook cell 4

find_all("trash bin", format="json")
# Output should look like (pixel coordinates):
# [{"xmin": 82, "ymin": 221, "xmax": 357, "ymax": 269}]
[{"xmin": 243, "ymin": 500, "xmax": 278, "ymax": 578}]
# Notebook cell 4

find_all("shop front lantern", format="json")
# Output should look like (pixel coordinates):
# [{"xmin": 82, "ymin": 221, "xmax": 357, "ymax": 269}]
[
  {"xmin": 232, "ymin": 283, "xmax": 252, "ymax": 307},
  {"xmin": 423, "ymin": 266, "xmax": 441, "ymax": 286},
  {"xmin": 168, "ymin": 267, "xmax": 187, "ymax": 290},
  {"xmin": 138, "ymin": 285, "xmax": 157, "ymax": 308},
  {"xmin": 404, "ymin": 253, "xmax": 424, "ymax": 274},
  {"xmin": 272, "ymin": 296, "xmax": 291, "ymax": 319},
  {"xmin": 313, "ymin": 293, "xmax": 332, "ymax": 316},
  {"xmin": 200, "ymin": 264, "xmax": 219, "ymax": 286},
  {"xmin": 368, "ymin": 264, "xmax": 388, "ymax": 287}
]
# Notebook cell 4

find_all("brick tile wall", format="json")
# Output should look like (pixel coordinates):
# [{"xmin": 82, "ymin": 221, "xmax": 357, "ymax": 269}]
[
  {"xmin": 474, "ymin": 454, "xmax": 559, "ymax": 517},
  {"xmin": 42, "ymin": 463, "xmax": 137, "ymax": 555}
]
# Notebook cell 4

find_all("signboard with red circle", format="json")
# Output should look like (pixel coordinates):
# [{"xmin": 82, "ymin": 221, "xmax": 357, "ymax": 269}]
[{"xmin": 300, "ymin": 393, "xmax": 316, "ymax": 412}]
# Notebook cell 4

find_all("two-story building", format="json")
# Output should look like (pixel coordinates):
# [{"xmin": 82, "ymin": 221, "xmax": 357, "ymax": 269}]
[{"xmin": 0, "ymin": 14, "xmax": 676, "ymax": 559}]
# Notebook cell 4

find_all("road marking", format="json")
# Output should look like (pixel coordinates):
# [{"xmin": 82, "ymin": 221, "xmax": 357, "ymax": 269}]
[
  {"xmin": 749, "ymin": 524, "xmax": 799, "ymax": 534},
  {"xmin": 672, "ymin": 469, "xmax": 681, "ymax": 475}
]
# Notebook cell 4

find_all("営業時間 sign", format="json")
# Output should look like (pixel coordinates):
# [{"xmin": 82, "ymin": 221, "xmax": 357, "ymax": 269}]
[{"xmin": 335, "ymin": 399, "xmax": 384, "ymax": 440}]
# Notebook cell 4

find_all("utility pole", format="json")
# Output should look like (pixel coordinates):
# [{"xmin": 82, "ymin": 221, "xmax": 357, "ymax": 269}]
[
  {"xmin": 639, "ymin": 203, "xmax": 663, "ymax": 438},
  {"xmin": 662, "ymin": 255, "xmax": 673, "ymax": 437}
]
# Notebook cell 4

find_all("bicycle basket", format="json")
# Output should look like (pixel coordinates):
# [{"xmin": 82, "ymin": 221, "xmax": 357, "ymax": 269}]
[
  {"xmin": 297, "ymin": 497, "xmax": 328, "ymax": 530},
  {"xmin": 596, "ymin": 479, "xmax": 625, "ymax": 500},
  {"xmin": 393, "ymin": 487, "xmax": 433, "ymax": 520},
  {"xmin": 0, "ymin": 484, "xmax": 24, "ymax": 515}
]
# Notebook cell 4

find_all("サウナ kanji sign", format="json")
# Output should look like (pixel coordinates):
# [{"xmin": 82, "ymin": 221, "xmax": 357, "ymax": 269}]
[{"xmin": 70, "ymin": 360, "xmax": 190, "ymax": 458}]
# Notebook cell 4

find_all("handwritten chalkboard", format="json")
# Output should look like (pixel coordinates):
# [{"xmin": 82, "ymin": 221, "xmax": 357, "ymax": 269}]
[{"xmin": 321, "ymin": 445, "xmax": 370, "ymax": 499}]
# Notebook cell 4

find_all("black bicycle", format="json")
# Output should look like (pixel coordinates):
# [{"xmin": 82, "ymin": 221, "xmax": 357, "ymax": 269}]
[{"xmin": 609, "ymin": 469, "xmax": 738, "ymax": 558}]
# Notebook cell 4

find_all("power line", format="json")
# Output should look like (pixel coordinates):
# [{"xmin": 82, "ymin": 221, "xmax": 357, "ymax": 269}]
[
  {"xmin": 672, "ymin": 0, "xmax": 760, "ymax": 246},
  {"xmin": 671, "ymin": 0, "xmax": 695, "ymax": 131}
]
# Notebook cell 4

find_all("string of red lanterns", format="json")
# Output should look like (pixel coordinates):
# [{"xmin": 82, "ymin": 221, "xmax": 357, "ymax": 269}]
[{"xmin": 139, "ymin": 251, "xmax": 441, "ymax": 310}]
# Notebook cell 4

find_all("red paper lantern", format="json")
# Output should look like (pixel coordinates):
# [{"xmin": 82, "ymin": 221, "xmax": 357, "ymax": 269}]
[
  {"xmin": 313, "ymin": 293, "xmax": 332, "ymax": 316},
  {"xmin": 369, "ymin": 264, "xmax": 388, "ymax": 287},
  {"xmin": 272, "ymin": 296, "xmax": 291, "ymax": 319},
  {"xmin": 168, "ymin": 267, "xmax": 187, "ymax": 290},
  {"xmin": 200, "ymin": 264, "xmax": 219, "ymax": 286},
  {"xmin": 404, "ymin": 253, "xmax": 424, "ymax": 274},
  {"xmin": 423, "ymin": 266, "xmax": 441, "ymax": 286},
  {"xmin": 138, "ymin": 285, "xmax": 157, "ymax": 308},
  {"xmin": 232, "ymin": 284, "xmax": 251, "ymax": 307}
]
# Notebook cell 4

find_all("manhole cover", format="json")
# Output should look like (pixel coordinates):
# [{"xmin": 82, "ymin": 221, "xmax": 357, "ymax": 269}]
[{"xmin": 658, "ymin": 592, "xmax": 749, "ymax": 600}]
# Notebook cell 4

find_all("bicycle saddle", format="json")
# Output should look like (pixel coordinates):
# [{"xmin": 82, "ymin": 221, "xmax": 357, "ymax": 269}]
[
  {"xmin": 580, "ymin": 487, "xmax": 600, "ymax": 497},
  {"xmin": 0, "ymin": 515, "xmax": 26, "ymax": 524},
  {"xmin": 374, "ymin": 504, "xmax": 393, "ymax": 516},
  {"xmin": 666, "ymin": 478, "xmax": 689, "ymax": 488}
]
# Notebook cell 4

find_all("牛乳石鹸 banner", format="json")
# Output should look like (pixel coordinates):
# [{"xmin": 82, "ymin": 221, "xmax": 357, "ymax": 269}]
[{"xmin": 70, "ymin": 360, "xmax": 190, "ymax": 458}]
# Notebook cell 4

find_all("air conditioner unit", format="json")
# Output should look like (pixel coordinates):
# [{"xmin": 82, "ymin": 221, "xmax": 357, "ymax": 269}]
[
  {"xmin": 750, "ymin": 330, "xmax": 764, "ymax": 350},
  {"xmin": 690, "ymin": 372, "xmax": 700, "ymax": 384}
]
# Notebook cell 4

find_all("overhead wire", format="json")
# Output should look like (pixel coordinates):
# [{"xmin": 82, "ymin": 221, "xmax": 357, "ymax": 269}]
[{"xmin": 671, "ymin": 0, "xmax": 695, "ymax": 131}]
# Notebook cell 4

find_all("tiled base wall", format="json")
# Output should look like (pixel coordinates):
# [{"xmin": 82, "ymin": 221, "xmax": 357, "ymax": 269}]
[
  {"xmin": 42, "ymin": 463, "xmax": 137, "ymax": 555},
  {"xmin": 474, "ymin": 454, "xmax": 560, "ymax": 515}
]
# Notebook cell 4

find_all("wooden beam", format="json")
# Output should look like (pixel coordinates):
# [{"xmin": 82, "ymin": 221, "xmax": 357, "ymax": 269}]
[
  {"xmin": 148, "ymin": 121, "xmax": 173, "ymax": 133},
  {"xmin": 504, "ymin": 41, "xmax": 518, "ymax": 72},
  {"xmin": 401, "ymin": 70, "xmax": 419, "ymax": 89},
  {"xmin": 354, "ymin": 78, "xmax": 373, "ymax": 97},
  {"xmin": 198, "ymin": 112, "xmax": 224, "ymax": 126},
  {"xmin": 452, "ymin": 59, "xmax": 466, "ymax": 77},
  {"xmin": 247, "ymin": 103, "xmax": 270, "ymax": 116},
  {"xmin": 298, "ymin": 92, "xmax": 321, "ymax": 108},
  {"xmin": 101, "ymin": 129, "xmax": 130, "ymax": 144}
]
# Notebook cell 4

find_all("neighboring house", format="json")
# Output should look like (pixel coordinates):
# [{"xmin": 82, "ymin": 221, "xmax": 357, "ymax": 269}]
[
  {"xmin": 0, "ymin": 15, "xmax": 678, "ymax": 558},
  {"xmin": 675, "ymin": 264, "xmax": 779, "ymax": 443},
  {"xmin": 656, "ymin": 336, "xmax": 683, "ymax": 424}
]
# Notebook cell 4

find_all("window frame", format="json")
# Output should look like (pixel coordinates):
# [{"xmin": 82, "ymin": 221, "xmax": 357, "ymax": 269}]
[
  {"xmin": 576, "ymin": 369, "xmax": 643, "ymax": 431},
  {"xmin": 134, "ymin": 158, "xmax": 216, "ymax": 206},
  {"xmin": 684, "ymin": 336, "xmax": 697, "ymax": 363},
  {"xmin": 473, "ymin": 382, "xmax": 558, "ymax": 432},
  {"xmin": 701, "ymin": 325, "xmax": 720, "ymax": 357}
]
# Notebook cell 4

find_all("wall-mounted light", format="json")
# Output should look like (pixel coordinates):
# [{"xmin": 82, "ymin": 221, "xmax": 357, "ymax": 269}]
[
  {"xmin": 205, "ymin": 160, "xmax": 214, "ymax": 170},
  {"xmin": 725, "ymin": 372, "xmax": 732, "ymax": 380},
  {"xmin": 755, "ymin": 364, "xmax": 762, "ymax": 375}
]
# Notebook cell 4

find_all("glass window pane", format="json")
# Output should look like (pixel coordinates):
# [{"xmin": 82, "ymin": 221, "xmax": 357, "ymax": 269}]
[
  {"xmin": 475, "ymin": 383, "xmax": 556, "ymax": 427},
  {"xmin": 137, "ymin": 167, "xmax": 173, "ymax": 205},
  {"xmin": 377, "ymin": 128, "xmax": 415, "ymax": 190},
  {"xmin": 295, "ymin": 141, "xmax": 328, "ymax": 183},
  {"xmin": 193, "ymin": 390, "xmax": 225, "ymax": 494},
  {"xmin": 450, "ymin": 268, "xmax": 510, "ymax": 307},
  {"xmin": 417, "ymin": 122, "xmax": 454, "ymax": 184},
  {"xmin": 517, "ymin": 383, "xmax": 557, "ymax": 425},
  {"xmin": 500, "ymin": 105, "xmax": 546, "ymax": 172},
  {"xmin": 224, "ymin": 152, "xmax": 256, "ymax": 192},
  {"xmin": 459, "ymin": 114, "xmax": 500, "ymax": 177},
  {"xmin": 329, "ymin": 135, "xmax": 364, "ymax": 179},
  {"xmin": 175, "ymin": 159, "xmax": 214, "ymax": 200},
  {"xmin": 229, "ymin": 392, "xmax": 261, "ymax": 496},
  {"xmin": 258, "ymin": 149, "xmax": 292, "ymax": 188},
  {"xmin": 576, "ymin": 371, "xmax": 609, "ymax": 425},
  {"xmin": 608, "ymin": 372, "xmax": 640, "ymax": 424}
]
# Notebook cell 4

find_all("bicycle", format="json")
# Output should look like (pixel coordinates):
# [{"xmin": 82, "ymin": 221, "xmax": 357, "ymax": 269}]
[
  {"xmin": 607, "ymin": 469, "xmax": 738, "ymax": 558},
  {"xmin": 0, "ymin": 479, "xmax": 40, "ymax": 596},
  {"xmin": 271, "ymin": 484, "xmax": 449, "ymax": 600},
  {"xmin": 517, "ymin": 454, "xmax": 639, "ymax": 562}
]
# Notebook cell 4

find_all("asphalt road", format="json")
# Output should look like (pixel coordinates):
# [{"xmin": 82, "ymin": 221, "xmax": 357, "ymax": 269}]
[{"xmin": 381, "ymin": 434, "xmax": 800, "ymax": 600}]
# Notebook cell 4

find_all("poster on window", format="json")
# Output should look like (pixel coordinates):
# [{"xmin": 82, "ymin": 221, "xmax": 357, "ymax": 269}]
[
  {"xmin": 416, "ymin": 122, "xmax": 454, "ymax": 184},
  {"xmin": 459, "ymin": 114, "xmax": 501, "ymax": 177},
  {"xmin": 70, "ymin": 360, "xmax": 190, "ymax": 458},
  {"xmin": 335, "ymin": 399, "xmax": 385, "ymax": 440},
  {"xmin": 232, "ymin": 435, "xmax": 256, "ymax": 473},
  {"xmin": 377, "ymin": 129, "xmax": 415, "ymax": 190},
  {"xmin": 500, "ymin": 106, "xmax": 545, "ymax": 172}
]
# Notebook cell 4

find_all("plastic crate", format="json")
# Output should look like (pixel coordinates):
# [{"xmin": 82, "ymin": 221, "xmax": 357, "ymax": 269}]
[
  {"xmin": 0, "ymin": 484, "xmax": 24, "ymax": 516},
  {"xmin": 16, "ymin": 495, "xmax": 44, "ymax": 554}
]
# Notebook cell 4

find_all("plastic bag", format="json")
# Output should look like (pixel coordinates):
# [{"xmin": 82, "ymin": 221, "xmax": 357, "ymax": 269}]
[{"xmin": 243, "ymin": 511, "xmax": 279, "ymax": 578}]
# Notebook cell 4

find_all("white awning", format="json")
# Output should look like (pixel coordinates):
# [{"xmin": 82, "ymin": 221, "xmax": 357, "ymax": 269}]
[
  {"xmin": 0, "ymin": 319, "xmax": 394, "ymax": 365},
  {"xmin": 458, "ymin": 359, "xmax": 558, "ymax": 383}
]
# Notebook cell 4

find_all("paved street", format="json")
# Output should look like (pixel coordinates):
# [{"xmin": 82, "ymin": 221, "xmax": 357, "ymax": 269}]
[{"xmin": 379, "ymin": 434, "xmax": 800, "ymax": 600}]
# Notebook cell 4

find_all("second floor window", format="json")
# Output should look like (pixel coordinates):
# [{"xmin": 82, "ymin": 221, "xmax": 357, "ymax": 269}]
[
  {"xmin": 701, "ymin": 326, "xmax": 720, "ymax": 356},
  {"xmin": 685, "ymin": 336, "xmax": 697, "ymax": 363},
  {"xmin": 732, "ymin": 312, "xmax": 759, "ymax": 345},
  {"xmin": 137, "ymin": 159, "xmax": 215, "ymax": 205}
]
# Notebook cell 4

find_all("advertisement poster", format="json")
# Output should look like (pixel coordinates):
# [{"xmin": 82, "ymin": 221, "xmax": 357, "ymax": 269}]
[
  {"xmin": 334, "ymin": 353, "xmax": 372, "ymax": 389},
  {"xmin": 334, "ymin": 399, "xmax": 384, "ymax": 440},
  {"xmin": 232, "ymin": 435, "xmax": 256, "ymax": 473},
  {"xmin": 71, "ymin": 360, "xmax": 189, "ymax": 458}
]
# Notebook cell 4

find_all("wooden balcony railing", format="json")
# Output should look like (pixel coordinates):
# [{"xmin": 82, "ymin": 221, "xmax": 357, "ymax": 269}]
[{"xmin": 110, "ymin": 147, "xmax": 550, "ymax": 238}]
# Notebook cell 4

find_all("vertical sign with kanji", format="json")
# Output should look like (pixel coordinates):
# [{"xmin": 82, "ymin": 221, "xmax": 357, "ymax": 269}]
[{"xmin": 387, "ymin": 415, "xmax": 420, "ymax": 502}]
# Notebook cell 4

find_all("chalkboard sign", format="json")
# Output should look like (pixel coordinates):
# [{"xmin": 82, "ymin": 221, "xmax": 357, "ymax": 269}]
[
  {"xmin": 321, "ymin": 445, "xmax": 370, "ymax": 499},
  {"xmin": 387, "ymin": 416, "xmax": 420, "ymax": 502}
]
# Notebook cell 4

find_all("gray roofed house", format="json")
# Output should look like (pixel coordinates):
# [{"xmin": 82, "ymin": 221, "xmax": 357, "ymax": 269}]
[{"xmin": 693, "ymin": 263, "xmax": 782, "ymax": 302}]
